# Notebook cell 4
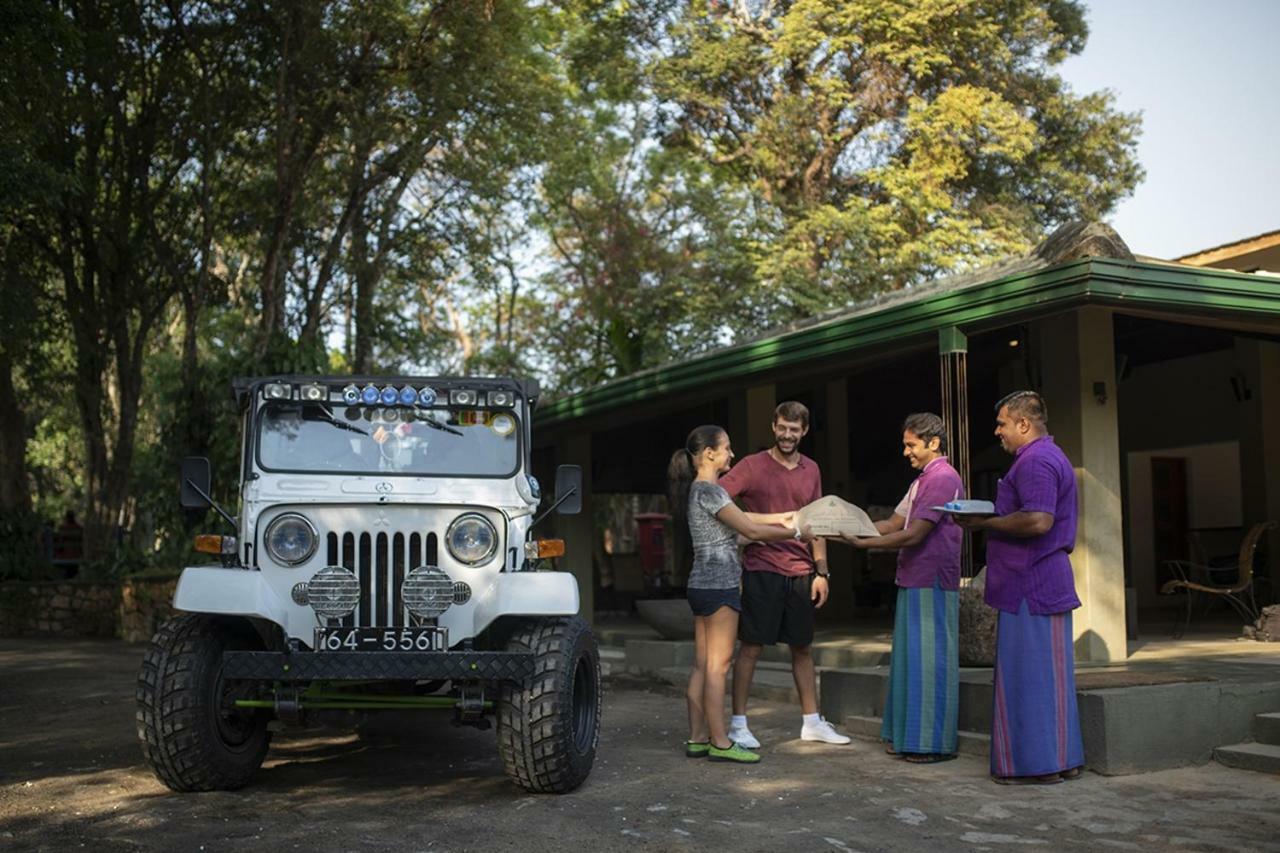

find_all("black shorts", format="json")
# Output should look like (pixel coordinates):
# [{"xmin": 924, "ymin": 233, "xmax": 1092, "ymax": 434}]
[
  {"xmin": 738, "ymin": 570, "xmax": 815, "ymax": 647},
  {"xmin": 686, "ymin": 586, "xmax": 742, "ymax": 617}
]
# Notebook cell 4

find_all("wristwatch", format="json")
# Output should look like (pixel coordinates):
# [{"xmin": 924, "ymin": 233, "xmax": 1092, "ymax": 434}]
[{"xmin": 813, "ymin": 567, "xmax": 830, "ymax": 579}]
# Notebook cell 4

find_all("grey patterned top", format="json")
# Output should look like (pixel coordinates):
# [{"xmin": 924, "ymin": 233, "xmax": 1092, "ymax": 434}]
[{"xmin": 686, "ymin": 480, "xmax": 741, "ymax": 589}]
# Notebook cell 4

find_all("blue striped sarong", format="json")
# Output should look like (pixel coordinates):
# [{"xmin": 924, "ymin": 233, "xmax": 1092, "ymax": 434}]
[
  {"xmin": 990, "ymin": 599, "xmax": 1086, "ymax": 777},
  {"xmin": 881, "ymin": 584, "xmax": 959, "ymax": 755}
]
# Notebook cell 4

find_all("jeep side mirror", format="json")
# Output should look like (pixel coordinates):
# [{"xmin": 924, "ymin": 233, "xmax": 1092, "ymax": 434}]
[
  {"xmin": 553, "ymin": 465, "xmax": 582, "ymax": 515},
  {"xmin": 180, "ymin": 456, "xmax": 213, "ymax": 510}
]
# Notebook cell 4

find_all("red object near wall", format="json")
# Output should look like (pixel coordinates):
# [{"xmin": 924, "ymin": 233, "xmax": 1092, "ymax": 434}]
[{"xmin": 635, "ymin": 513, "xmax": 671, "ymax": 591}]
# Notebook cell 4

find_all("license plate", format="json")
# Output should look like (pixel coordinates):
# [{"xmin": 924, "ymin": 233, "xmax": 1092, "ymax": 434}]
[{"xmin": 315, "ymin": 626, "xmax": 448, "ymax": 652}]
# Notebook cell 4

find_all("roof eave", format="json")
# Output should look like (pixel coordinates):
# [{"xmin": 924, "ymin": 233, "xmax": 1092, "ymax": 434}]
[{"xmin": 536, "ymin": 258, "xmax": 1280, "ymax": 428}]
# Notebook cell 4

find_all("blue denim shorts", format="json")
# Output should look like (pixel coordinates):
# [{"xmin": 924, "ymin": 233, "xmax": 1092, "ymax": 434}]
[{"xmin": 686, "ymin": 586, "xmax": 742, "ymax": 617}]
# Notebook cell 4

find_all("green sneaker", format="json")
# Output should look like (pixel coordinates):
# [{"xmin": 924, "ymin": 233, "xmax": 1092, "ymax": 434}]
[
  {"xmin": 685, "ymin": 740, "xmax": 711, "ymax": 758},
  {"xmin": 708, "ymin": 741, "xmax": 761, "ymax": 763}
]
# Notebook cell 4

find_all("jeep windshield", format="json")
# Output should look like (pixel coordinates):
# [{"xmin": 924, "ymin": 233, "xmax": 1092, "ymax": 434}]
[{"xmin": 257, "ymin": 402, "xmax": 520, "ymax": 477}]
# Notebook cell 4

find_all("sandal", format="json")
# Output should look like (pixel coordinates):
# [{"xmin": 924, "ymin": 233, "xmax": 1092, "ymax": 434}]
[
  {"xmin": 903, "ymin": 753, "xmax": 958, "ymax": 764},
  {"xmin": 1060, "ymin": 766, "xmax": 1083, "ymax": 780},
  {"xmin": 885, "ymin": 745, "xmax": 900, "ymax": 756},
  {"xmin": 992, "ymin": 773, "xmax": 1062, "ymax": 785}
]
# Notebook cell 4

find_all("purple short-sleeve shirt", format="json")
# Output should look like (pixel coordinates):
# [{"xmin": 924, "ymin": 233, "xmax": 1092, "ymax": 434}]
[
  {"xmin": 983, "ymin": 436, "xmax": 1082, "ymax": 615},
  {"xmin": 894, "ymin": 457, "xmax": 964, "ymax": 590}
]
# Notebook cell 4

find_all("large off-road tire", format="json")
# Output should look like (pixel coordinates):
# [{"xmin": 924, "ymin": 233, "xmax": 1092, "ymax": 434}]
[
  {"xmin": 496, "ymin": 616, "xmax": 601, "ymax": 793},
  {"xmin": 136, "ymin": 614, "xmax": 272, "ymax": 792}
]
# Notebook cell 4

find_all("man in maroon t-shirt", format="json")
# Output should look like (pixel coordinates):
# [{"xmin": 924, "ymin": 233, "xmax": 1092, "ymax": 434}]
[{"xmin": 718, "ymin": 401, "xmax": 851, "ymax": 747}]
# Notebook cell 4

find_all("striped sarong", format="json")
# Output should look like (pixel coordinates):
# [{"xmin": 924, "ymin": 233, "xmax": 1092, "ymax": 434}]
[
  {"xmin": 880, "ymin": 584, "xmax": 959, "ymax": 755},
  {"xmin": 990, "ymin": 599, "xmax": 1086, "ymax": 777}
]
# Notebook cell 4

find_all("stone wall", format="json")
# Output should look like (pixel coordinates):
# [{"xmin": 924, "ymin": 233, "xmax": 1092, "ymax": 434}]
[{"xmin": 0, "ymin": 575, "xmax": 179, "ymax": 642}]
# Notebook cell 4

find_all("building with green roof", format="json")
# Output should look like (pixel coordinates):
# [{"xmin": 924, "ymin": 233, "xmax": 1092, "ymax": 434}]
[{"xmin": 533, "ymin": 223, "xmax": 1280, "ymax": 663}]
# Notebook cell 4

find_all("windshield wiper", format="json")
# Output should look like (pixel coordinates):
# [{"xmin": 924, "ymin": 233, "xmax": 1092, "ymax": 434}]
[
  {"xmin": 417, "ymin": 414, "xmax": 464, "ymax": 437},
  {"xmin": 311, "ymin": 405, "xmax": 370, "ymax": 437}
]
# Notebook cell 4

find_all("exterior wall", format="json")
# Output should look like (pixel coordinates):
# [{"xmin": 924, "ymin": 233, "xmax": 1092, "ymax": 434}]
[
  {"xmin": 1235, "ymin": 338, "xmax": 1280, "ymax": 590},
  {"xmin": 0, "ymin": 575, "xmax": 179, "ymax": 642},
  {"xmin": 1125, "ymin": 441, "xmax": 1242, "ymax": 610}
]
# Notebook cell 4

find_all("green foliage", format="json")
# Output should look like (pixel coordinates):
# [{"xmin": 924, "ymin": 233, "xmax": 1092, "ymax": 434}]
[
  {"xmin": 655, "ymin": 0, "xmax": 1143, "ymax": 311},
  {"xmin": 0, "ymin": 509, "xmax": 53, "ymax": 583}
]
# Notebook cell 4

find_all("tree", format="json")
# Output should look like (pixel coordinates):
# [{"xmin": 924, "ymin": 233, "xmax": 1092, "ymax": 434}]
[
  {"xmin": 230, "ymin": 0, "xmax": 564, "ymax": 372},
  {"xmin": 534, "ymin": 104, "xmax": 760, "ymax": 391},
  {"xmin": 655, "ymin": 0, "xmax": 1143, "ymax": 312},
  {"xmin": 5, "ymin": 1, "xmax": 239, "ymax": 562}
]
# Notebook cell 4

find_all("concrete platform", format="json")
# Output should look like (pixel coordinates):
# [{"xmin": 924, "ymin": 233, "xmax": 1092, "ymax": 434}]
[{"xmin": 605, "ymin": 614, "xmax": 1280, "ymax": 776}]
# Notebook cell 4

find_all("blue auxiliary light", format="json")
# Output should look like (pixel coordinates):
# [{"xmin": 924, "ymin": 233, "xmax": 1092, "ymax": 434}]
[
  {"xmin": 417, "ymin": 386, "xmax": 437, "ymax": 406},
  {"xmin": 398, "ymin": 386, "xmax": 418, "ymax": 405},
  {"xmin": 342, "ymin": 384, "xmax": 361, "ymax": 405},
  {"xmin": 380, "ymin": 386, "xmax": 398, "ymax": 405},
  {"xmin": 361, "ymin": 385, "xmax": 380, "ymax": 405}
]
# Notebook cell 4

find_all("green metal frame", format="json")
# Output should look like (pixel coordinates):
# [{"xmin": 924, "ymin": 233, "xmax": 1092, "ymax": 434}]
[
  {"xmin": 234, "ymin": 682, "xmax": 494, "ymax": 712},
  {"xmin": 536, "ymin": 258, "xmax": 1280, "ymax": 428}
]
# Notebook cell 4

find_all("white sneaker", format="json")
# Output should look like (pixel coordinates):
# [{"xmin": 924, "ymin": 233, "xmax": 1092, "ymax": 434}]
[
  {"xmin": 727, "ymin": 724, "xmax": 761, "ymax": 749},
  {"xmin": 800, "ymin": 717, "xmax": 851, "ymax": 745}
]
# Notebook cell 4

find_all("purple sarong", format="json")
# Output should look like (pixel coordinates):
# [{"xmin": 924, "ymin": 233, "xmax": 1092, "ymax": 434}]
[{"xmin": 990, "ymin": 600, "xmax": 1085, "ymax": 777}]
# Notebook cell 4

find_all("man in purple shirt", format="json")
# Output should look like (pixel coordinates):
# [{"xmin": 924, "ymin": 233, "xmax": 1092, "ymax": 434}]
[
  {"xmin": 957, "ymin": 391, "xmax": 1085, "ymax": 785},
  {"xmin": 837, "ymin": 413, "xmax": 964, "ymax": 762}
]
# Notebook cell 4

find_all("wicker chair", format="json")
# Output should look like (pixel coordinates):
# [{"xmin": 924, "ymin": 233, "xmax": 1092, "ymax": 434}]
[{"xmin": 1161, "ymin": 520, "xmax": 1276, "ymax": 638}]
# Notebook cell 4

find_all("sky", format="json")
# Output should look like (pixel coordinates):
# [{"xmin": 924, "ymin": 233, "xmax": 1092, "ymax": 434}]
[{"xmin": 1057, "ymin": 0, "xmax": 1279, "ymax": 259}]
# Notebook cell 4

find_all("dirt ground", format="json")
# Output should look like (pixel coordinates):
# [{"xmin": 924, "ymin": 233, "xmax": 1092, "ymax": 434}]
[{"xmin": 2, "ymin": 637, "xmax": 1279, "ymax": 853}]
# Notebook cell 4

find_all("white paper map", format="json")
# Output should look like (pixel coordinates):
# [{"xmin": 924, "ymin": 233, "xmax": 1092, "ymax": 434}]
[{"xmin": 794, "ymin": 495, "xmax": 879, "ymax": 538}]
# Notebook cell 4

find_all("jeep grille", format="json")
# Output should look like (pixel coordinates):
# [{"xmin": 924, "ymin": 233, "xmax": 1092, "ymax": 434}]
[{"xmin": 325, "ymin": 531, "xmax": 438, "ymax": 628}]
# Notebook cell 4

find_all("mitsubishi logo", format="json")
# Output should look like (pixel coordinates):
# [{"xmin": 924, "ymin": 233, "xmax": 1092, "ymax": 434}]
[{"xmin": 373, "ymin": 509, "xmax": 391, "ymax": 527}]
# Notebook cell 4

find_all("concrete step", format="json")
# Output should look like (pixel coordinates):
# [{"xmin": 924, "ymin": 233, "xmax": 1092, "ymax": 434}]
[
  {"xmin": 1254, "ymin": 711, "xmax": 1280, "ymax": 745},
  {"xmin": 599, "ymin": 647, "xmax": 626, "ymax": 677},
  {"xmin": 840, "ymin": 713, "xmax": 991, "ymax": 758},
  {"xmin": 1214, "ymin": 742, "xmax": 1280, "ymax": 775},
  {"xmin": 820, "ymin": 667, "xmax": 995, "ymax": 735},
  {"xmin": 622, "ymin": 637, "xmax": 889, "ymax": 674},
  {"xmin": 640, "ymin": 665, "xmax": 801, "ymax": 705},
  {"xmin": 596, "ymin": 625, "xmax": 659, "ymax": 649}
]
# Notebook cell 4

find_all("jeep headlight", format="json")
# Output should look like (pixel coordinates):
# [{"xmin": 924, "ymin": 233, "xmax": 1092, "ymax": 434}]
[
  {"xmin": 264, "ymin": 513, "xmax": 317, "ymax": 566},
  {"xmin": 445, "ymin": 513, "xmax": 498, "ymax": 566}
]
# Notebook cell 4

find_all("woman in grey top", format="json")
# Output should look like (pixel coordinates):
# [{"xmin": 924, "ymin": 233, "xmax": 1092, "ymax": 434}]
[{"xmin": 668, "ymin": 424, "xmax": 810, "ymax": 764}]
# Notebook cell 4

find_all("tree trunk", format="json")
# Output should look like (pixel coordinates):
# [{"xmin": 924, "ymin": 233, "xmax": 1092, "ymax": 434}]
[
  {"xmin": 351, "ymin": 211, "xmax": 375, "ymax": 373},
  {"xmin": 0, "ymin": 348, "xmax": 32, "ymax": 515}
]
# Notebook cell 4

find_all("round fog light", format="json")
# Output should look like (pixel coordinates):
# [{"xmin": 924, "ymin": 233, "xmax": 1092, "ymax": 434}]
[
  {"xmin": 308, "ymin": 566, "xmax": 360, "ymax": 619},
  {"xmin": 403, "ymin": 566, "xmax": 454, "ymax": 618}
]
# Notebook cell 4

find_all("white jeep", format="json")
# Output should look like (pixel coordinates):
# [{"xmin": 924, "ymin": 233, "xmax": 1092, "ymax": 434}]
[{"xmin": 136, "ymin": 375, "xmax": 600, "ymax": 794}]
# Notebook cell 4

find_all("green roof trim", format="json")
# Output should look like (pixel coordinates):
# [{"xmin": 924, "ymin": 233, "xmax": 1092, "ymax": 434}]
[{"xmin": 537, "ymin": 258, "xmax": 1280, "ymax": 428}]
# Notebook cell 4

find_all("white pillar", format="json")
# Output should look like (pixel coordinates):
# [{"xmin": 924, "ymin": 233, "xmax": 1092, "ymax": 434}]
[{"xmin": 1036, "ymin": 307, "xmax": 1127, "ymax": 663}]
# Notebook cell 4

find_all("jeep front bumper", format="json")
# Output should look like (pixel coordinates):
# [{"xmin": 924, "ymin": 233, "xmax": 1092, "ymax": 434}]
[{"xmin": 222, "ymin": 650, "xmax": 535, "ymax": 682}]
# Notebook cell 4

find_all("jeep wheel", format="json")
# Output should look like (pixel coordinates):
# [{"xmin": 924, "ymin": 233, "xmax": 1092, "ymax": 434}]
[
  {"xmin": 497, "ymin": 616, "xmax": 601, "ymax": 793},
  {"xmin": 136, "ymin": 614, "xmax": 272, "ymax": 791}
]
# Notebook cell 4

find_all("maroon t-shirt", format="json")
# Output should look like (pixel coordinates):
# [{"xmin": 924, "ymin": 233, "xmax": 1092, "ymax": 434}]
[{"xmin": 718, "ymin": 450, "xmax": 822, "ymax": 577}]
